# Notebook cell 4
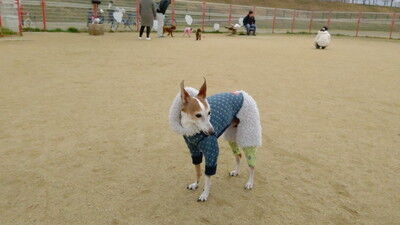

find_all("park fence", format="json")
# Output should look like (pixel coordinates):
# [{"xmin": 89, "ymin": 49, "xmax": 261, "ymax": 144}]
[{"xmin": 0, "ymin": 0, "xmax": 399, "ymax": 39}]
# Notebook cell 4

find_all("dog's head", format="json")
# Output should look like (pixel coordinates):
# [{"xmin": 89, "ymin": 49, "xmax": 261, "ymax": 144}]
[
  {"xmin": 196, "ymin": 28, "xmax": 202, "ymax": 33},
  {"xmin": 180, "ymin": 79, "xmax": 214, "ymax": 136},
  {"xmin": 171, "ymin": 25, "xmax": 176, "ymax": 30}
]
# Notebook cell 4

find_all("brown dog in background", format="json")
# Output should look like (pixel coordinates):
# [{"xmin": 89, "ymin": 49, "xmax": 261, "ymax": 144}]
[
  {"xmin": 163, "ymin": 25, "xmax": 176, "ymax": 37},
  {"xmin": 196, "ymin": 28, "xmax": 202, "ymax": 40}
]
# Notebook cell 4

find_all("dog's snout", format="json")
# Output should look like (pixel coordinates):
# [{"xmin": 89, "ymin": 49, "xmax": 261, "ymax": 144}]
[{"xmin": 202, "ymin": 128, "xmax": 215, "ymax": 136}]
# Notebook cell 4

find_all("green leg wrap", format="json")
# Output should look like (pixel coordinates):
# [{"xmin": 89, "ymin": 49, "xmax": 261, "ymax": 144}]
[
  {"xmin": 243, "ymin": 147, "xmax": 257, "ymax": 168},
  {"xmin": 228, "ymin": 141, "xmax": 241, "ymax": 155}
]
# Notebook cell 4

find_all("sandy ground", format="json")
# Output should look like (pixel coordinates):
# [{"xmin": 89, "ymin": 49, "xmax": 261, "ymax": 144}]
[{"xmin": 0, "ymin": 33, "xmax": 399, "ymax": 225}]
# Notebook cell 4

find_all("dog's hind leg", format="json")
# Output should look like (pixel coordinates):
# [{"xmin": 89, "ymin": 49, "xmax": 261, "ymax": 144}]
[
  {"xmin": 245, "ymin": 166, "xmax": 255, "ymax": 190},
  {"xmin": 228, "ymin": 142, "xmax": 241, "ymax": 176},
  {"xmin": 223, "ymin": 123, "xmax": 242, "ymax": 177},
  {"xmin": 243, "ymin": 147, "xmax": 256, "ymax": 189}
]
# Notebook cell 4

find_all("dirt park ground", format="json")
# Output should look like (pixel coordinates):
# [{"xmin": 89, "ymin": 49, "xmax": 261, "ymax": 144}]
[{"xmin": 0, "ymin": 33, "xmax": 399, "ymax": 225}]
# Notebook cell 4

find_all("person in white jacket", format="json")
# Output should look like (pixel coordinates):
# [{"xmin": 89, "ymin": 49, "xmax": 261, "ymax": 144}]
[
  {"xmin": 156, "ymin": 0, "xmax": 171, "ymax": 37},
  {"xmin": 315, "ymin": 26, "xmax": 331, "ymax": 49}
]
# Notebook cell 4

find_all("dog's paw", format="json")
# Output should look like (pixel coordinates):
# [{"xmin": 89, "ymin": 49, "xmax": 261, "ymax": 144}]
[
  {"xmin": 197, "ymin": 191, "xmax": 209, "ymax": 202},
  {"xmin": 244, "ymin": 181, "xmax": 253, "ymax": 190},
  {"xmin": 187, "ymin": 182, "xmax": 199, "ymax": 190},
  {"xmin": 229, "ymin": 170, "xmax": 239, "ymax": 177}
]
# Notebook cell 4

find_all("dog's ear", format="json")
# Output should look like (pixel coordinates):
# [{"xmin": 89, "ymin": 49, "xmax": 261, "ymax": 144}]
[
  {"xmin": 180, "ymin": 80, "xmax": 191, "ymax": 104},
  {"xmin": 197, "ymin": 78, "xmax": 207, "ymax": 99}
]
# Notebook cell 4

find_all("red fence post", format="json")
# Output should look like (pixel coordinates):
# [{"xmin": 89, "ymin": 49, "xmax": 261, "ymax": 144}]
[
  {"xmin": 355, "ymin": 12, "xmax": 362, "ymax": 37},
  {"xmin": 308, "ymin": 11, "xmax": 314, "ymax": 33},
  {"xmin": 20, "ymin": 4, "xmax": 24, "ymax": 25},
  {"xmin": 0, "ymin": 0, "xmax": 3, "ymax": 37},
  {"xmin": 92, "ymin": 3, "xmax": 98, "ymax": 19},
  {"xmin": 0, "ymin": 0, "xmax": 3, "ymax": 29},
  {"xmin": 389, "ymin": 12, "xmax": 397, "ymax": 39},
  {"xmin": 326, "ymin": 10, "xmax": 332, "ymax": 27},
  {"xmin": 15, "ymin": 0, "xmax": 23, "ymax": 35},
  {"xmin": 290, "ymin": 10, "xmax": 296, "ymax": 33},
  {"xmin": 41, "ymin": 0, "xmax": 47, "ymax": 30},
  {"xmin": 228, "ymin": 4, "xmax": 232, "ymax": 24},
  {"xmin": 171, "ymin": 0, "xmax": 175, "ymax": 24},
  {"xmin": 201, "ymin": 1, "xmax": 205, "ymax": 31},
  {"xmin": 136, "ymin": 0, "xmax": 140, "ymax": 31},
  {"xmin": 272, "ymin": 8, "xmax": 276, "ymax": 33}
]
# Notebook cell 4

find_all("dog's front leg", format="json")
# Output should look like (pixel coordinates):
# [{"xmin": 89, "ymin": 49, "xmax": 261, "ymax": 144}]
[
  {"xmin": 230, "ymin": 154, "xmax": 241, "ymax": 176},
  {"xmin": 187, "ymin": 164, "xmax": 201, "ymax": 190},
  {"xmin": 198, "ymin": 175, "xmax": 211, "ymax": 202}
]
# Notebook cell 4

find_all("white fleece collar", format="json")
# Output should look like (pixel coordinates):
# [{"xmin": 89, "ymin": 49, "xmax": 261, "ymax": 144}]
[{"xmin": 169, "ymin": 87, "xmax": 202, "ymax": 136}]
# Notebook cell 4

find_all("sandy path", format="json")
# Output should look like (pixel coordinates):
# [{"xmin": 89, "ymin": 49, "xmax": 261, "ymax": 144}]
[{"xmin": 0, "ymin": 33, "xmax": 399, "ymax": 225}]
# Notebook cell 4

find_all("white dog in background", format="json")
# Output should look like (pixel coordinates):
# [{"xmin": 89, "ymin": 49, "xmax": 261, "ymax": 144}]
[{"xmin": 315, "ymin": 26, "xmax": 331, "ymax": 49}]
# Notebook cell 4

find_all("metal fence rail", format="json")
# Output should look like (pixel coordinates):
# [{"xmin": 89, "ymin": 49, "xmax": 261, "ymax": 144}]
[
  {"xmin": 320, "ymin": 0, "xmax": 400, "ymax": 8},
  {"xmin": 1, "ymin": 0, "xmax": 399, "ymax": 39}
]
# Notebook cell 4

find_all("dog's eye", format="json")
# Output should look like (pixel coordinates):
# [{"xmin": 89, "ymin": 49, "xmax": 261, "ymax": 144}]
[{"xmin": 196, "ymin": 114, "xmax": 202, "ymax": 118}]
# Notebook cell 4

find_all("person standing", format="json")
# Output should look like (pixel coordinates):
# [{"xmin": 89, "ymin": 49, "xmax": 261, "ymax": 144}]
[
  {"xmin": 139, "ymin": 0, "xmax": 157, "ymax": 40},
  {"xmin": 156, "ymin": 0, "xmax": 171, "ymax": 37},
  {"xmin": 107, "ymin": 1, "xmax": 115, "ymax": 24},
  {"xmin": 243, "ymin": 10, "xmax": 256, "ymax": 36}
]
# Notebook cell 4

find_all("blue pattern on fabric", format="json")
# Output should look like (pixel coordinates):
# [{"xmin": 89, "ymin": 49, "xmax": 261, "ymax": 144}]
[{"xmin": 183, "ymin": 92, "xmax": 244, "ymax": 176}]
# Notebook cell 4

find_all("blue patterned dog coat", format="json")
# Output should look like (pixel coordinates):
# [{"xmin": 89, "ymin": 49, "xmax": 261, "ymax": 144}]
[{"xmin": 183, "ymin": 92, "xmax": 244, "ymax": 176}]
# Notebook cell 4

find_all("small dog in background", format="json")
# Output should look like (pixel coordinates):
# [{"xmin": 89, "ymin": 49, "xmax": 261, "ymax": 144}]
[
  {"xmin": 183, "ymin": 27, "xmax": 193, "ymax": 37},
  {"xmin": 225, "ymin": 24, "xmax": 241, "ymax": 35},
  {"xmin": 196, "ymin": 28, "xmax": 202, "ymax": 40},
  {"xmin": 225, "ymin": 25, "xmax": 237, "ymax": 35},
  {"xmin": 163, "ymin": 25, "xmax": 176, "ymax": 37}
]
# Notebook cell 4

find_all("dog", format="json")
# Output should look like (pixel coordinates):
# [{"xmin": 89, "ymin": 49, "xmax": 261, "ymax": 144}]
[
  {"xmin": 196, "ymin": 28, "xmax": 202, "ymax": 40},
  {"xmin": 183, "ymin": 27, "xmax": 193, "ymax": 37},
  {"xmin": 225, "ymin": 24, "xmax": 241, "ymax": 35},
  {"xmin": 163, "ymin": 25, "xmax": 176, "ymax": 37},
  {"xmin": 169, "ymin": 79, "xmax": 262, "ymax": 201},
  {"xmin": 315, "ymin": 26, "xmax": 331, "ymax": 49}
]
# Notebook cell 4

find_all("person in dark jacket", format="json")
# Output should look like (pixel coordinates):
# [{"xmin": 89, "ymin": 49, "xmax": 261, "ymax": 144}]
[
  {"xmin": 243, "ymin": 10, "xmax": 256, "ymax": 35},
  {"xmin": 156, "ymin": 0, "xmax": 171, "ymax": 37}
]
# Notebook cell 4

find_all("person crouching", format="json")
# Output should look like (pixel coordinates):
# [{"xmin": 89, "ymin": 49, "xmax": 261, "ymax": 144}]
[
  {"xmin": 243, "ymin": 10, "xmax": 256, "ymax": 36},
  {"xmin": 315, "ymin": 26, "xmax": 331, "ymax": 49}
]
